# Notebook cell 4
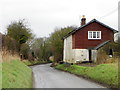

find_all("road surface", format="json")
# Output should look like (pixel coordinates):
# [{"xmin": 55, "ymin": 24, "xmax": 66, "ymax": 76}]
[{"xmin": 31, "ymin": 64, "xmax": 105, "ymax": 88}]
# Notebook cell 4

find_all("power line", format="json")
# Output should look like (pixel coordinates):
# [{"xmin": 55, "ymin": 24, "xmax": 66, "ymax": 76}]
[{"xmin": 97, "ymin": 7, "xmax": 118, "ymax": 20}]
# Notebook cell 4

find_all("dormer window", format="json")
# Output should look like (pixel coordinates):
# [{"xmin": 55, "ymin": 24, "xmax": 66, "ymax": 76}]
[{"xmin": 88, "ymin": 31, "xmax": 101, "ymax": 39}]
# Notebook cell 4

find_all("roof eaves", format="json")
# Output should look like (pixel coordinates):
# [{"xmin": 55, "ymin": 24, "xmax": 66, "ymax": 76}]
[
  {"xmin": 94, "ymin": 40, "xmax": 111, "ymax": 50},
  {"xmin": 95, "ymin": 19, "xmax": 118, "ymax": 33},
  {"xmin": 63, "ymin": 29, "xmax": 76, "ymax": 39}
]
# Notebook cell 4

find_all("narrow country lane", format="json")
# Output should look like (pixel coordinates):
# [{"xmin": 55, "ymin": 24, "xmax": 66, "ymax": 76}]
[{"xmin": 31, "ymin": 64, "xmax": 106, "ymax": 88}]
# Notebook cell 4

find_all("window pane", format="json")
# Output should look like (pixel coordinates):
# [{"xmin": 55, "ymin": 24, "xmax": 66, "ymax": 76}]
[
  {"xmin": 97, "ymin": 32, "xmax": 100, "ymax": 38},
  {"xmin": 93, "ymin": 32, "xmax": 96, "ymax": 38},
  {"xmin": 89, "ymin": 32, "xmax": 92, "ymax": 38}
]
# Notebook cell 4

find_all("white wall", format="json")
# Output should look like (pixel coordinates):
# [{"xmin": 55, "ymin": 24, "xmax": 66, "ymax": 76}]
[
  {"xmin": 91, "ymin": 50, "xmax": 97, "ymax": 62},
  {"xmin": 73, "ymin": 49, "xmax": 89, "ymax": 63},
  {"xmin": 63, "ymin": 35, "xmax": 89, "ymax": 63},
  {"xmin": 114, "ymin": 33, "xmax": 119, "ymax": 42},
  {"xmin": 63, "ymin": 35, "xmax": 73, "ymax": 63}
]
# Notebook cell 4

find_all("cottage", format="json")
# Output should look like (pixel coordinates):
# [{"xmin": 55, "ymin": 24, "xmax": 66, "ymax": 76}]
[{"xmin": 63, "ymin": 16, "xmax": 118, "ymax": 63}]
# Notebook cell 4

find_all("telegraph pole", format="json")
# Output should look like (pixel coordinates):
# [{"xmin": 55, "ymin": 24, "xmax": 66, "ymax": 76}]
[{"xmin": 118, "ymin": 1, "xmax": 120, "ymax": 38}]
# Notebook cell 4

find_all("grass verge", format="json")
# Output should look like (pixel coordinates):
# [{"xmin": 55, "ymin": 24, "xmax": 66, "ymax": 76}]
[
  {"xmin": 55, "ymin": 63, "xmax": 118, "ymax": 88},
  {"xmin": 2, "ymin": 60, "xmax": 32, "ymax": 88},
  {"xmin": 22, "ymin": 60, "xmax": 52, "ymax": 66}
]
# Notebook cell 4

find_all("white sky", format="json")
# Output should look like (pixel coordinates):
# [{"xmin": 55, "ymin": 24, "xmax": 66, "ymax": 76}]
[{"xmin": 0, "ymin": 0, "xmax": 119, "ymax": 37}]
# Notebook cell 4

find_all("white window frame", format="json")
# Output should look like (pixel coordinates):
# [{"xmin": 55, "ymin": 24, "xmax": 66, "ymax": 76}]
[{"xmin": 88, "ymin": 31, "xmax": 101, "ymax": 39}]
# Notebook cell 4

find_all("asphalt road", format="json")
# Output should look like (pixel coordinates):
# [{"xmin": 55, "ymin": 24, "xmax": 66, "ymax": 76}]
[{"xmin": 31, "ymin": 64, "xmax": 105, "ymax": 88}]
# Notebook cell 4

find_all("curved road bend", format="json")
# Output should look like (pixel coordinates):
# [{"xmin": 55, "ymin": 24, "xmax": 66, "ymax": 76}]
[{"xmin": 31, "ymin": 64, "xmax": 106, "ymax": 88}]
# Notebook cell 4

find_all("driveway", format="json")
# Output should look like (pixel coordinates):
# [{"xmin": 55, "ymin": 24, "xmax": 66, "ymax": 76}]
[{"xmin": 31, "ymin": 64, "xmax": 106, "ymax": 88}]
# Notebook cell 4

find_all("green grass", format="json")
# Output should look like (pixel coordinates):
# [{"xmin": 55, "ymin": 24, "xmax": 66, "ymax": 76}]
[
  {"xmin": 22, "ymin": 60, "xmax": 52, "ymax": 66},
  {"xmin": 55, "ymin": 63, "xmax": 118, "ymax": 88},
  {"xmin": 2, "ymin": 60, "xmax": 32, "ymax": 88}
]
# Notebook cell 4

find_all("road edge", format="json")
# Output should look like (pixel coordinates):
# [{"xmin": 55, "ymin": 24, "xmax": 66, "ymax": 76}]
[
  {"xmin": 32, "ymin": 71, "xmax": 35, "ymax": 88},
  {"xmin": 54, "ymin": 66, "xmax": 118, "ymax": 90}
]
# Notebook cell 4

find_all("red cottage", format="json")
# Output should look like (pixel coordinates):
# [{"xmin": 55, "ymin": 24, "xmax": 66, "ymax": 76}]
[{"xmin": 63, "ymin": 17, "xmax": 118, "ymax": 63}]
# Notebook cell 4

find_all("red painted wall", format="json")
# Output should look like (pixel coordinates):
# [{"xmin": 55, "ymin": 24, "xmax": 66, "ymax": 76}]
[{"xmin": 72, "ymin": 22, "xmax": 114, "ymax": 49}]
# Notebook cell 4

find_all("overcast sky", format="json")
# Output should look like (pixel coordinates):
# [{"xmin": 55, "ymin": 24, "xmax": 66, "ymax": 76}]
[{"xmin": 0, "ymin": 0, "xmax": 119, "ymax": 37}]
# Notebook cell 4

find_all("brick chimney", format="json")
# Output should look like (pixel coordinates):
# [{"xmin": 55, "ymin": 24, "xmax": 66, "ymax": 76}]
[{"xmin": 81, "ymin": 15, "xmax": 86, "ymax": 26}]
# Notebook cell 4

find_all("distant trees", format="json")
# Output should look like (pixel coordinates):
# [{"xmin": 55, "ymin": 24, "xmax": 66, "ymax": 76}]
[
  {"xmin": 3, "ymin": 19, "xmax": 33, "ymax": 60},
  {"xmin": 3, "ymin": 19, "xmax": 77, "ymax": 62},
  {"xmin": 2, "ymin": 35, "xmax": 19, "ymax": 54},
  {"xmin": 7, "ymin": 19, "xmax": 33, "ymax": 45},
  {"xmin": 49, "ymin": 26, "xmax": 77, "ymax": 62},
  {"xmin": 30, "ymin": 37, "xmax": 52, "ymax": 61},
  {"xmin": 29, "ymin": 26, "xmax": 76, "ymax": 62},
  {"xmin": 20, "ymin": 43, "xmax": 30, "ymax": 59}
]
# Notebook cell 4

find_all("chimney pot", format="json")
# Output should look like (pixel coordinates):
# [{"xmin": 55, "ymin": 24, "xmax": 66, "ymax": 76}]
[{"xmin": 81, "ymin": 15, "xmax": 86, "ymax": 26}]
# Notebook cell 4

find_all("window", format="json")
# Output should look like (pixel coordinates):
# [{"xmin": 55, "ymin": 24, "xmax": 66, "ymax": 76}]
[
  {"xmin": 88, "ymin": 31, "xmax": 101, "ymax": 39},
  {"xmin": 93, "ymin": 32, "xmax": 96, "ymax": 38},
  {"xmin": 89, "ymin": 32, "xmax": 92, "ymax": 38},
  {"xmin": 97, "ymin": 32, "xmax": 100, "ymax": 38}
]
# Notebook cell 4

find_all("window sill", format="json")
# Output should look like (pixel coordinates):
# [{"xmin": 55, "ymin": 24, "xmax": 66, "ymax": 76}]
[{"xmin": 88, "ymin": 38, "xmax": 101, "ymax": 40}]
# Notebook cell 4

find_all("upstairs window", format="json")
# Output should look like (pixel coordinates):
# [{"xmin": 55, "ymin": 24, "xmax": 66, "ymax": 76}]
[{"xmin": 88, "ymin": 31, "xmax": 101, "ymax": 39}]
